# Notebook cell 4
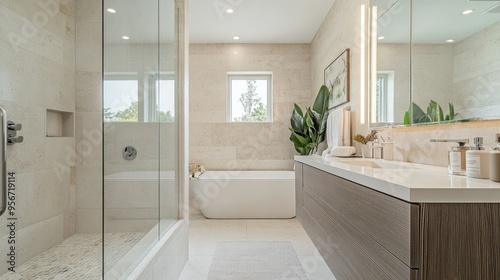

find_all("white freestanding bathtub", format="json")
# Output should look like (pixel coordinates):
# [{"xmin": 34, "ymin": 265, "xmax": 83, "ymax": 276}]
[{"xmin": 190, "ymin": 171, "xmax": 296, "ymax": 219}]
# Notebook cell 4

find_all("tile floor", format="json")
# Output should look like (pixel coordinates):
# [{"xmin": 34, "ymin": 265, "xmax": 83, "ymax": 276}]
[
  {"xmin": 178, "ymin": 213, "xmax": 336, "ymax": 279},
  {"xmin": 0, "ymin": 233, "xmax": 144, "ymax": 280}
]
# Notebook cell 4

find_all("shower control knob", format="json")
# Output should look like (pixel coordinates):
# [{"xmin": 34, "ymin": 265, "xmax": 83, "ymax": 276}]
[
  {"xmin": 8, "ymin": 136, "xmax": 23, "ymax": 145},
  {"xmin": 8, "ymin": 123, "xmax": 22, "ymax": 131}
]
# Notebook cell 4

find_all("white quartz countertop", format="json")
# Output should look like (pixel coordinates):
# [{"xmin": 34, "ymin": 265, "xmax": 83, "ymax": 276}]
[{"xmin": 295, "ymin": 155, "xmax": 500, "ymax": 203}]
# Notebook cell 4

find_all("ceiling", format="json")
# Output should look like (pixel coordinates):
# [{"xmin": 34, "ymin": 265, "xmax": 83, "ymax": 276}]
[
  {"xmin": 104, "ymin": 0, "xmax": 335, "ymax": 44},
  {"xmin": 373, "ymin": 0, "xmax": 500, "ymax": 44},
  {"xmin": 104, "ymin": 0, "xmax": 176, "ymax": 44},
  {"xmin": 189, "ymin": 0, "xmax": 336, "ymax": 43},
  {"xmin": 103, "ymin": 0, "xmax": 499, "ymax": 45}
]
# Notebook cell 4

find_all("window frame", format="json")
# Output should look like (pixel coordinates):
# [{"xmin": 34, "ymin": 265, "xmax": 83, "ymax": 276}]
[
  {"xmin": 146, "ymin": 72, "xmax": 176, "ymax": 122},
  {"xmin": 226, "ymin": 71, "xmax": 273, "ymax": 123},
  {"xmin": 103, "ymin": 73, "xmax": 141, "ymax": 122},
  {"xmin": 374, "ymin": 71, "xmax": 395, "ymax": 123}
]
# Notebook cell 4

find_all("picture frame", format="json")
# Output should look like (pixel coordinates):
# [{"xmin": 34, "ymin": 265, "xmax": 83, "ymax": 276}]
[{"xmin": 324, "ymin": 48, "xmax": 350, "ymax": 109}]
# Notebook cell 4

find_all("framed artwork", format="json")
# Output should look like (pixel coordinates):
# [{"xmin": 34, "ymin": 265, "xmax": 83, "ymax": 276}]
[{"xmin": 324, "ymin": 48, "xmax": 350, "ymax": 109}]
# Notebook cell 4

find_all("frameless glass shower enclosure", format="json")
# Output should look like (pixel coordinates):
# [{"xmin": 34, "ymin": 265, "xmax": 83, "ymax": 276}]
[
  {"xmin": 102, "ymin": 0, "xmax": 181, "ymax": 278},
  {"xmin": 0, "ymin": 0, "xmax": 182, "ymax": 279}
]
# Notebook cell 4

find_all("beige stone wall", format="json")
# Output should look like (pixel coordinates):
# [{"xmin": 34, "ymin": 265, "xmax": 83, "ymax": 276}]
[
  {"xmin": 75, "ymin": 0, "xmax": 102, "ymax": 234},
  {"xmin": 311, "ymin": 0, "xmax": 500, "ymax": 166},
  {"xmin": 453, "ymin": 22, "xmax": 500, "ymax": 119},
  {"xmin": 0, "ymin": 0, "xmax": 76, "ymax": 273},
  {"xmin": 377, "ymin": 43, "xmax": 454, "ymax": 123},
  {"xmin": 377, "ymin": 43, "xmax": 410, "ymax": 124},
  {"xmin": 377, "ymin": 23, "xmax": 500, "ymax": 124},
  {"xmin": 412, "ymin": 44, "xmax": 454, "ymax": 109},
  {"xmin": 189, "ymin": 43, "xmax": 311, "ymax": 170},
  {"xmin": 377, "ymin": 120, "xmax": 500, "ymax": 167},
  {"xmin": 311, "ymin": 0, "xmax": 370, "ymax": 154}
]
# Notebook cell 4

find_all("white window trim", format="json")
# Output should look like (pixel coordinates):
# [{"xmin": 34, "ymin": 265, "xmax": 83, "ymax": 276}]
[
  {"xmin": 103, "ymin": 73, "xmax": 141, "ymax": 122},
  {"xmin": 375, "ymin": 71, "xmax": 395, "ymax": 123},
  {"xmin": 226, "ymin": 71, "xmax": 273, "ymax": 123},
  {"xmin": 146, "ymin": 72, "xmax": 176, "ymax": 122},
  {"xmin": 104, "ymin": 72, "xmax": 176, "ymax": 123}
]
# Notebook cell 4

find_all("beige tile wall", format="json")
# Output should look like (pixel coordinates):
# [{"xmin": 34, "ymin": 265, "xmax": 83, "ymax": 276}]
[
  {"xmin": 377, "ymin": 43, "xmax": 411, "ymax": 123},
  {"xmin": 189, "ymin": 44, "xmax": 311, "ymax": 170},
  {"xmin": 0, "ymin": 0, "xmax": 76, "ymax": 274},
  {"xmin": 312, "ymin": 0, "xmax": 500, "ymax": 167},
  {"xmin": 311, "ymin": 0, "xmax": 370, "ymax": 155},
  {"xmin": 377, "ymin": 120, "xmax": 500, "ymax": 167},
  {"xmin": 378, "ymin": 43, "xmax": 455, "ymax": 124},
  {"xmin": 75, "ymin": 0, "xmax": 102, "ymax": 234},
  {"xmin": 413, "ymin": 44, "xmax": 454, "ymax": 109},
  {"xmin": 453, "ymin": 22, "xmax": 500, "ymax": 119}
]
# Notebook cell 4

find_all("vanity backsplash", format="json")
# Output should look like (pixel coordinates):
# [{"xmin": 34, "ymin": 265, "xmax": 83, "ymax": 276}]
[{"xmin": 376, "ymin": 120, "xmax": 500, "ymax": 167}]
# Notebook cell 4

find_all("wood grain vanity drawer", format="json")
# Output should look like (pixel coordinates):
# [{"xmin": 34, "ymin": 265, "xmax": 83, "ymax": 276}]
[
  {"xmin": 300, "ymin": 192, "xmax": 417, "ymax": 280},
  {"xmin": 302, "ymin": 165, "xmax": 420, "ymax": 268},
  {"xmin": 295, "ymin": 163, "xmax": 303, "ymax": 214}
]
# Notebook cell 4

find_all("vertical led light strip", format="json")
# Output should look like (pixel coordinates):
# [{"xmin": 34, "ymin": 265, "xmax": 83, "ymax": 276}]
[
  {"xmin": 360, "ymin": 5, "xmax": 366, "ymax": 124},
  {"xmin": 370, "ymin": 6, "xmax": 378, "ymax": 123}
]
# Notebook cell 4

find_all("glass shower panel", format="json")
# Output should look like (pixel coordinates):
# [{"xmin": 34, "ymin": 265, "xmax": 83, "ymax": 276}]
[
  {"xmin": 103, "ymin": 0, "xmax": 161, "ymax": 278},
  {"xmin": 159, "ymin": 0, "xmax": 179, "ymax": 235}
]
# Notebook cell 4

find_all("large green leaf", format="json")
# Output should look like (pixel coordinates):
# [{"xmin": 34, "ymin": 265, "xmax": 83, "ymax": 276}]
[
  {"xmin": 418, "ymin": 114, "xmax": 431, "ymax": 123},
  {"xmin": 310, "ymin": 111, "xmax": 320, "ymax": 129},
  {"xmin": 306, "ymin": 143, "xmax": 317, "ymax": 149},
  {"xmin": 406, "ymin": 101, "xmax": 458, "ymax": 125},
  {"xmin": 304, "ymin": 109, "xmax": 315, "ymax": 129},
  {"xmin": 289, "ymin": 128, "xmax": 310, "ymax": 146},
  {"xmin": 289, "ymin": 128, "xmax": 313, "ymax": 155},
  {"xmin": 288, "ymin": 85, "xmax": 331, "ymax": 155},
  {"xmin": 410, "ymin": 102, "xmax": 427, "ymax": 124},
  {"xmin": 312, "ymin": 85, "xmax": 330, "ymax": 115},
  {"xmin": 295, "ymin": 146, "xmax": 305, "ymax": 154},
  {"xmin": 310, "ymin": 130, "xmax": 317, "ymax": 144},
  {"xmin": 294, "ymin": 103, "xmax": 303, "ymax": 117},
  {"xmin": 427, "ymin": 106, "xmax": 436, "ymax": 122},
  {"xmin": 446, "ymin": 102, "xmax": 456, "ymax": 121},
  {"xmin": 290, "ymin": 104, "xmax": 304, "ymax": 132},
  {"xmin": 319, "ymin": 111, "xmax": 329, "ymax": 134},
  {"xmin": 428, "ymin": 100, "xmax": 444, "ymax": 122}
]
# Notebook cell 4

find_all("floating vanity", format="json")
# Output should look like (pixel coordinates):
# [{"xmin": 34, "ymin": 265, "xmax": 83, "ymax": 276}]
[{"xmin": 295, "ymin": 155, "xmax": 500, "ymax": 280}]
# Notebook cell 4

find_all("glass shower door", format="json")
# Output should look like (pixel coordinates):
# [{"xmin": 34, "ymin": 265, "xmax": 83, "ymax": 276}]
[
  {"xmin": 103, "ymin": 0, "xmax": 179, "ymax": 278},
  {"xmin": 159, "ymin": 0, "xmax": 180, "ymax": 236}
]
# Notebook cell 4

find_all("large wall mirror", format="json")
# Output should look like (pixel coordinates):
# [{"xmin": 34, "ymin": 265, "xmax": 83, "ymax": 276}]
[{"xmin": 370, "ymin": 0, "xmax": 500, "ymax": 128}]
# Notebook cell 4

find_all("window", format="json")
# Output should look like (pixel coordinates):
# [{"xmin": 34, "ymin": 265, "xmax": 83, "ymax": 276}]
[
  {"xmin": 104, "ymin": 73, "xmax": 176, "ymax": 123},
  {"xmin": 147, "ymin": 74, "xmax": 176, "ymax": 122},
  {"xmin": 104, "ymin": 75, "xmax": 139, "ymax": 122},
  {"xmin": 227, "ymin": 72, "xmax": 272, "ymax": 122},
  {"xmin": 374, "ymin": 72, "xmax": 395, "ymax": 123},
  {"xmin": 376, "ymin": 74, "xmax": 388, "ymax": 122}
]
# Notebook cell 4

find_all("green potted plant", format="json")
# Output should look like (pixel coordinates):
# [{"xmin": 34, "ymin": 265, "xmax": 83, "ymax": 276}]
[
  {"xmin": 289, "ymin": 85, "xmax": 330, "ymax": 155},
  {"xmin": 404, "ymin": 100, "xmax": 458, "ymax": 125}
]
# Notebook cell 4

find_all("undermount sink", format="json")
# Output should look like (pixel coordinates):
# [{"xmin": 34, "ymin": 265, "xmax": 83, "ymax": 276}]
[{"xmin": 337, "ymin": 160, "xmax": 415, "ymax": 169}]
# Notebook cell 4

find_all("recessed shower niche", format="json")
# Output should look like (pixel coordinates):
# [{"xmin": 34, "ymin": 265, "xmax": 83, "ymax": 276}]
[{"xmin": 46, "ymin": 109, "xmax": 75, "ymax": 137}]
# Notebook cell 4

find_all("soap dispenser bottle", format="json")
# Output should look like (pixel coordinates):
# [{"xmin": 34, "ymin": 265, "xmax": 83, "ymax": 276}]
[
  {"xmin": 430, "ymin": 139, "xmax": 470, "ymax": 175},
  {"xmin": 466, "ymin": 137, "xmax": 490, "ymax": 179},
  {"xmin": 490, "ymin": 134, "xmax": 500, "ymax": 182}
]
